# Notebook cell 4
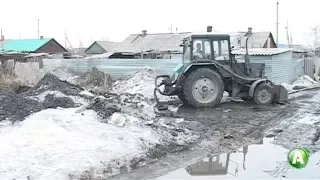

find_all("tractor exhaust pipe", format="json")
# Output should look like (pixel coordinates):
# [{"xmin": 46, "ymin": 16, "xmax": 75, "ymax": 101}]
[{"xmin": 244, "ymin": 27, "xmax": 253, "ymax": 76}]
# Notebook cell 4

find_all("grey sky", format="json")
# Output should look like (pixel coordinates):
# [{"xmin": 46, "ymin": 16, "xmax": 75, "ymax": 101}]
[{"xmin": 1, "ymin": 0, "xmax": 318, "ymax": 48}]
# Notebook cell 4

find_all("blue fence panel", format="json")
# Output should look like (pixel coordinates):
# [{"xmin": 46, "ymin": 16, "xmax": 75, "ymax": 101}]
[{"xmin": 43, "ymin": 58, "xmax": 182, "ymax": 79}]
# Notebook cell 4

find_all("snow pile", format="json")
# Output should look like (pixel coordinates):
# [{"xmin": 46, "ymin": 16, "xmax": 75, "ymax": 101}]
[
  {"xmin": 112, "ymin": 68, "xmax": 175, "ymax": 102},
  {"xmin": 282, "ymin": 75, "xmax": 319, "ymax": 91},
  {"xmin": 0, "ymin": 108, "xmax": 160, "ymax": 179},
  {"xmin": 292, "ymin": 75, "xmax": 317, "ymax": 87},
  {"xmin": 44, "ymin": 66, "xmax": 79, "ymax": 84},
  {"xmin": 112, "ymin": 68, "xmax": 157, "ymax": 99}
]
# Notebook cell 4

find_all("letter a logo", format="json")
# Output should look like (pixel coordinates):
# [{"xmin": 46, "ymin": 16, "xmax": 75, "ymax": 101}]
[{"xmin": 288, "ymin": 148, "xmax": 309, "ymax": 169}]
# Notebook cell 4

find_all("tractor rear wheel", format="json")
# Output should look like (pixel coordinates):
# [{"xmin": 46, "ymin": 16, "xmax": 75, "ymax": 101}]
[
  {"xmin": 183, "ymin": 68, "xmax": 224, "ymax": 108},
  {"xmin": 253, "ymin": 83, "xmax": 274, "ymax": 105}
]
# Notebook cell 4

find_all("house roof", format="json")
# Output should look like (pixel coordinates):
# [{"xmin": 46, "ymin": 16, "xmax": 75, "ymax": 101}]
[
  {"xmin": 1, "ymin": 38, "xmax": 52, "ymax": 52},
  {"xmin": 113, "ymin": 32, "xmax": 191, "ymax": 54},
  {"xmin": 85, "ymin": 41, "xmax": 120, "ymax": 53},
  {"xmin": 232, "ymin": 48, "xmax": 292, "ymax": 56},
  {"xmin": 230, "ymin": 32, "xmax": 275, "ymax": 48}
]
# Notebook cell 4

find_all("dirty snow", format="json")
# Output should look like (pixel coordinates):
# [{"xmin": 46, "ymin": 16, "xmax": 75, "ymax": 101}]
[
  {"xmin": 0, "ymin": 68, "xmax": 200, "ymax": 179},
  {"xmin": 282, "ymin": 75, "xmax": 319, "ymax": 91},
  {"xmin": 28, "ymin": 90, "xmax": 89, "ymax": 106},
  {"xmin": 112, "ymin": 68, "xmax": 173, "ymax": 101},
  {"xmin": 112, "ymin": 68, "xmax": 157, "ymax": 98},
  {"xmin": 43, "ymin": 66, "xmax": 79, "ymax": 84},
  {"xmin": 0, "ymin": 108, "xmax": 159, "ymax": 180}
]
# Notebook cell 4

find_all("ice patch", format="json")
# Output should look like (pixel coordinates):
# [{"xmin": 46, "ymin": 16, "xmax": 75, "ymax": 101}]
[
  {"xmin": 298, "ymin": 115, "xmax": 320, "ymax": 125},
  {"xmin": 109, "ymin": 112, "xmax": 127, "ymax": 127},
  {"xmin": 80, "ymin": 91, "xmax": 95, "ymax": 97},
  {"xmin": 0, "ymin": 108, "xmax": 159, "ymax": 179}
]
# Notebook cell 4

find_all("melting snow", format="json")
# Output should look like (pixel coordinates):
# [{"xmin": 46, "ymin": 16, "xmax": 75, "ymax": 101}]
[
  {"xmin": 0, "ymin": 108, "xmax": 159, "ymax": 179},
  {"xmin": 112, "ymin": 68, "xmax": 157, "ymax": 99},
  {"xmin": 282, "ymin": 75, "xmax": 319, "ymax": 92}
]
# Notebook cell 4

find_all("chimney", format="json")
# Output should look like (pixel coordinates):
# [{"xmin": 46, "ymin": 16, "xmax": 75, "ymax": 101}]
[
  {"xmin": 247, "ymin": 27, "xmax": 253, "ymax": 35},
  {"xmin": 207, "ymin": 26, "xmax": 213, "ymax": 33},
  {"xmin": 141, "ymin": 30, "xmax": 147, "ymax": 36},
  {"xmin": 40, "ymin": 36, "xmax": 44, "ymax": 39}
]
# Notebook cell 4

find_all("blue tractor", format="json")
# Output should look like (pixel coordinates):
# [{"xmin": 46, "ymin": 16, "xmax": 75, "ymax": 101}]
[{"xmin": 154, "ymin": 31, "xmax": 288, "ymax": 110}]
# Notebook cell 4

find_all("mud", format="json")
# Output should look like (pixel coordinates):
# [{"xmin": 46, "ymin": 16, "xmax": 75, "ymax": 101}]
[
  {"xmin": 0, "ymin": 90, "xmax": 43, "ymax": 122},
  {"xmin": 110, "ymin": 90, "xmax": 320, "ymax": 179}
]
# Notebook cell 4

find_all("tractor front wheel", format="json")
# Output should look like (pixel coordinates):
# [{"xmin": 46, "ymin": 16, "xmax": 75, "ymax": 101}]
[
  {"xmin": 183, "ymin": 68, "xmax": 224, "ymax": 108},
  {"xmin": 253, "ymin": 83, "xmax": 274, "ymax": 105}
]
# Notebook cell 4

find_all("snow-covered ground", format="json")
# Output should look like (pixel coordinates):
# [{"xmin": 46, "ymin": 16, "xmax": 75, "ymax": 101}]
[
  {"xmin": 0, "ymin": 108, "xmax": 159, "ymax": 179},
  {"xmin": 0, "ymin": 68, "xmax": 198, "ymax": 179}
]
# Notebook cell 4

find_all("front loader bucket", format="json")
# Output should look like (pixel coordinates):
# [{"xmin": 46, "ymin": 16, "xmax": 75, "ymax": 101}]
[
  {"xmin": 154, "ymin": 75, "xmax": 178, "ymax": 111},
  {"xmin": 272, "ymin": 85, "xmax": 288, "ymax": 104}
]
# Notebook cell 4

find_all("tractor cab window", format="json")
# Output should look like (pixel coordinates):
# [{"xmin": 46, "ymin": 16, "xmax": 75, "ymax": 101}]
[
  {"xmin": 193, "ymin": 40, "xmax": 211, "ymax": 60},
  {"xmin": 213, "ymin": 40, "xmax": 230, "ymax": 60},
  {"xmin": 183, "ymin": 45, "xmax": 191, "ymax": 63}
]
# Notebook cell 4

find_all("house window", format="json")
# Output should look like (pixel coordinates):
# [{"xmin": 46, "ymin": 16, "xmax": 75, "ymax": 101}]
[{"xmin": 213, "ymin": 40, "xmax": 229, "ymax": 60}]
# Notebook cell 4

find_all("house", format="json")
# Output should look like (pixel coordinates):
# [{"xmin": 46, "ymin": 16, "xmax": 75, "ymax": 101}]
[
  {"xmin": 0, "ymin": 38, "xmax": 67, "ymax": 54},
  {"xmin": 230, "ymin": 28, "xmax": 277, "ymax": 49},
  {"xmin": 232, "ymin": 48, "xmax": 303, "ymax": 84},
  {"xmin": 111, "ymin": 31, "xmax": 191, "ymax": 59},
  {"xmin": 85, "ymin": 41, "xmax": 120, "ymax": 55}
]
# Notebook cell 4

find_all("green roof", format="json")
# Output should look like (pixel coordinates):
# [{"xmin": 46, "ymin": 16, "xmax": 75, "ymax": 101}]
[{"xmin": 2, "ymin": 38, "xmax": 52, "ymax": 52}]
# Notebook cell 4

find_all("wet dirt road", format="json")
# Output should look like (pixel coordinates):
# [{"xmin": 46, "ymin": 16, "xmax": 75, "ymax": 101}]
[{"xmin": 110, "ymin": 90, "xmax": 320, "ymax": 180}]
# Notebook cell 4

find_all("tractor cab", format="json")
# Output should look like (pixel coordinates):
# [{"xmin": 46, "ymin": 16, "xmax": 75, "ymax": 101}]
[
  {"xmin": 182, "ymin": 34, "xmax": 232, "ymax": 64},
  {"xmin": 181, "ymin": 34, "xmax": 265, "ymax": 79}
]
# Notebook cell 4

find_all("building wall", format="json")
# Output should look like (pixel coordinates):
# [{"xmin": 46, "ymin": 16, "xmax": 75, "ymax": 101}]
[
  {"xmin": 268, "ymin": 51, "xmax": 296, "ymax": 84},
  {"xmin": 85, "ymin": 43, "xmax": 106, "ymax": 54},
  {"xmin": 36, "ymin": 39, "xmax": 67, "ymax": 54}
]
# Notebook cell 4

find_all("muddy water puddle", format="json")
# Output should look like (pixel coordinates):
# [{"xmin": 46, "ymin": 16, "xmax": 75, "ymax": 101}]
[{"xmin": 157, "ymin": 138, "xmax": 320, "ymax": 180}]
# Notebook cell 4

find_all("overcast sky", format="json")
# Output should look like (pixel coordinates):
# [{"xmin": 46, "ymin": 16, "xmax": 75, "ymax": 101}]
[{"xmin": 1, "ymin": 0, "xmax": 319, "ymax": 48}]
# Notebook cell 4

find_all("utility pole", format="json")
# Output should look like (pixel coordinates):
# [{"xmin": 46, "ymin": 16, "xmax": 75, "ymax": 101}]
[
  {"xmin": 1, "ymin": 28, "xmax": 3, "ymax": 51},
  {"xmin": 276, "ymin": 1, "xmax": 279, "ymax": 45},
  {"xmin": 37, "ymin": 19, "xmax": 40, "ymax": 39},
  {"xmin": 65, "ymin": 28, "xmax": 67, "ymax": 49},
  {"xmin": 285, "ymin": 20, "xmax": 290, "ymax": 47}
]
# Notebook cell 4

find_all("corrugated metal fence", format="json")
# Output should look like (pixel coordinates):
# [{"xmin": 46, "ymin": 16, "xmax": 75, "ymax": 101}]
[
  {"xmin": 304, "ymin": 57, "xmax": 315, "ymax": 78},
  {"xmin": 43, "ymin": 58, "xmax": 181, "ymax": 79}
]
